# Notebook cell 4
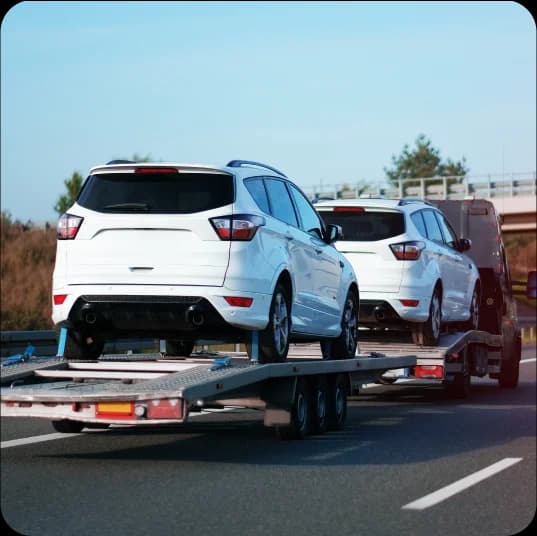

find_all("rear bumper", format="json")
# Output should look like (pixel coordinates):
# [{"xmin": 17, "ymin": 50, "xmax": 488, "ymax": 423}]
[
  {"xmin": 359, "ymin": 292, "xmax": 431, "ymax": 326},
  {"xmin": 52, "ymin": 285, "xmax": 272, "ymax": 338}
]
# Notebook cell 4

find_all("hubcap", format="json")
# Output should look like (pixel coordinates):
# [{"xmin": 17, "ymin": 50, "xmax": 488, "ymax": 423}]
[{"xmin": 272, "ymin": 292, "xmax": 289, "ymax": 355}]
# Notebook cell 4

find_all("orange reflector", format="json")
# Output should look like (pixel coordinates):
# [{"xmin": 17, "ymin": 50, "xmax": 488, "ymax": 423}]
[
  {"xmin": 414, "ymin": 365, "xmax": 444, "ymax": 379},
  {"xmin": 96, "ymin": 402, "xmax": 134, "ymax": 418},
  {"xmin": 147, "ymin": 399, "xmax": 183, "ymax": 420}
]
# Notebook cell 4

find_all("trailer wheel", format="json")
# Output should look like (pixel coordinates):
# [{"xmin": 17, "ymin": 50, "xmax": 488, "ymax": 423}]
[
  {"xmin": 498, "ymin": 340, "xmax": 521, "ymax": 388},
  {"xmin": 320, "ymin": 289, "xmax": 358, "ymax": 359},
  {"xmin": 276, "ymin": 378, "xmax": 310, "ymax": 440},
  {"xmin": 310, "ymin": 377, "xmax": 329, "ymax": 435},
  {"xmin": 445, "ymin": 372, "xmax": 471, "ymax": 399},
  {"xmin": 255, "ymin": 283, "xmax": 290, "ymax": 364},
  {"xmin": 52, "ymin": 420, "xmax": 85, "ymax": 433},
  {"xmin": 327, "ymin": 374, "xmax": 347, "ymax": 431},
  {"xmin": 165, "ymin": 339, "xmax": 194, "ymax": 357}
]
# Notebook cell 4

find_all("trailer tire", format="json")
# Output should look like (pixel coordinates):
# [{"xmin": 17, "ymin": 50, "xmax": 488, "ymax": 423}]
[
  {"xmin": 276, "ymin": 378, "xmax": 310, "ymax": 440},
  {"xmin": 52, "ymin": 420, "xmax": 85, "ymax": 433},
  {"xmin": 499, "ymin": 340, "xmax": 521, "ymax": 388},
  {"xmin": 327, "ymin": 374, "xmax": 347, "ymax": 431},
  {"xmin": 165, "ymin": 339, "xmax": 195, "ymax": 357},
  {"xmin": 310, "ymin": 376, "xmax": 329, "ymax": 435}
]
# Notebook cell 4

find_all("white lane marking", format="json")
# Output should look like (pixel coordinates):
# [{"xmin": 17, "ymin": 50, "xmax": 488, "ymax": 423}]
[
  {"xmin": 1, "ymin": 407, "xmax": 238, "ymax": 449},
  {"xmin": 402, "ymin": 457, "xmax": 523, "ymax": 510},
  {"xmin": 520, "ymin": 358, "xmax": 536, "ymax": 364}
]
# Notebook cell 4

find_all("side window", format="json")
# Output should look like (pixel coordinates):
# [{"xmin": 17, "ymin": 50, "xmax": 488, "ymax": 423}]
[
  {"xmin": 422, "ymin": 210, "xmax": 444, "ymax": 242},
  {"xmin": 411, "ymin": 211, "xmax": 427, "ymax": 238},
  {"xmin": 288, "ymin": 184, "xmax": 324, "ymax": 239},
  {"xmin": 244, "ymin": 178, "xmax": 270, "ymax": 214},
  {"xmin": 434, "ymin": 212, "xmax": 458, "ymax": 248},
  {"xmin": 264, "ymin": 178, "xmax": 298, "ymax": 227}
]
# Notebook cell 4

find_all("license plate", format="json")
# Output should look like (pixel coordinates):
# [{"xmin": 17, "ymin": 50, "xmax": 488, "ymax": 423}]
[{"xmin": 382, "ymin": 367, "xmax": 409, "ymax": 379}]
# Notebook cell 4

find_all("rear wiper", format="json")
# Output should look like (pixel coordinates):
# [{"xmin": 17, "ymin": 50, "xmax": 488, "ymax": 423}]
[{"xmin": 103, "ymin": 203, "xmax": 150, "ymax": 211}]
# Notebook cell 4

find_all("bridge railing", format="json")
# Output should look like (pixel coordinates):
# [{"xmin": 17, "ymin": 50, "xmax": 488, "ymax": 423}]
[{"xmin": 306, "ymin": 172, "xmax": 536, "ymax": 202}]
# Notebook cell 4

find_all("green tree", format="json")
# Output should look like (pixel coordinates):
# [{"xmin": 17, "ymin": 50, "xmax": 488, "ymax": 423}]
[
  {"xmin": 384, "ymin": 134, "xmax": 468, "ymax": 196},
  {"xmin": 54, "ymin": 171, "xmax": 83, "ymax": 215}
]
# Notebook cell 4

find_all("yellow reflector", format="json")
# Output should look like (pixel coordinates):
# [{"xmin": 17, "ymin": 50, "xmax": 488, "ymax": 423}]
[{"xmin": 96, "ymin": 402, "xmax": 133, "ymax": 416}]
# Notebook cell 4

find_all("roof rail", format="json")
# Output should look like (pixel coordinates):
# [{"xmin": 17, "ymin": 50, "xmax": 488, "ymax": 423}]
[
  {"xmin": 106, "ymin": 159, "xmax": 136, "ymax": 165},
  {"xmin": 398, "ymin": 198, "xmax": 434, "ymax": 207},
  {"xmin": 226, "ymin": 160, "xmax": 287, "ymax": 178}
]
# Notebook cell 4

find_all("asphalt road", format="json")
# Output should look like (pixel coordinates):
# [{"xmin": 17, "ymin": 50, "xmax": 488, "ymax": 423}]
[{"xmin": 1, "ymin": 345, "xmax": 535, "ymax": 536}]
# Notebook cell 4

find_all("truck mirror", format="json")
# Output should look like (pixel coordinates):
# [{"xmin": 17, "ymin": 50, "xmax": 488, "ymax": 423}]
[{"xmin": 527, "ymin": 271, "xmax": 537, "ymax": 299}]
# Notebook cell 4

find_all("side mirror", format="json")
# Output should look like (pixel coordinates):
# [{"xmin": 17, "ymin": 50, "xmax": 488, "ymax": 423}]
[
  {"xmin": 527, "ymin": 270, "xmax": 537, "ymax": 299},
  {"xmin": 457, "ymin": 238, "xmax": 472, "ymax": 252},
  {"xmin": 325, "ymin": 224, "xmax": 343, "ymax": 244}
]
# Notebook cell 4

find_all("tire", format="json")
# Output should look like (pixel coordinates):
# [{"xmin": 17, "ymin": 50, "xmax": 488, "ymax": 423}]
[
  {"xmin": 165, "ymin": 339, "xmax": 195, "ymax": 357},
  {"xmin": 59, "ymin": 329, "xmax": 104, "ymax": 360},
  {"xmin": 253, "ymin": 283, "xmax": 291, "ymax": 364},
  {"xmin": 327, "ymin": 374, "xmax": 348, "ymax": 431},
  {"xmin": 275, "ymin": 378, "xmax": 310, "ymax": 440},
  {"xmin": 463, "ymin": 285, "xmax": 480, "ymax": 331},
  {"xmin": 498, "ymin": 340, "xmax": 521, "ymax": 389},
  {"xmin": 411, "ymin": 288, "xmax": 442, "ymax": 347},
  {"xmin": 52, "ymin": 420, "xmax": 85, "ymax": 433},
  {"xmin": 310, "ymin": 377, "xmax": 329, "ymax": 435},
  {"xmin": 320, "ymin": 289, "xmax": 358, "ymax": 359}
]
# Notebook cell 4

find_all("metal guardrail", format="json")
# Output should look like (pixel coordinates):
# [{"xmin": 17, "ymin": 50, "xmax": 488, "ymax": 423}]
[
  {"xmin": 2, "ymin": 321, "xmax": 536, "ymax": 359},
  {"xmin": 305, "ymin": 172, "xmax": 537, "ymax": 202}
]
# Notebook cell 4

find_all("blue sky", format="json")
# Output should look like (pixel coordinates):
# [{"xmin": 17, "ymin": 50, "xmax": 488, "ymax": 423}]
[{"xmin": 1, "ymin": 1, "xmax": 535, "ymax": 223}]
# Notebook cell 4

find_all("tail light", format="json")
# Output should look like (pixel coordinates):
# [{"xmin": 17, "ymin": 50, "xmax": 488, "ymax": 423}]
[
  {"xmin": 390, "ymin": 241, "xmax": 425, "ymax": 260},
  {"xmin": 57, "ymin": 214, "xmax": 84, "ymax": 240},
  {"xmin": 210, "ymin": 214, "xmax": 265, "ymax": 241}
]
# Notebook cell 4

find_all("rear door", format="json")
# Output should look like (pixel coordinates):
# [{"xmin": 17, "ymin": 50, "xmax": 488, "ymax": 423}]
[
  {"xmin": 317, "ymin": 206, "xmax": 406, "ymax": 294},
  {"xmin": 67, "ymin": 168, "xmax": 234, "ymax": 287}
]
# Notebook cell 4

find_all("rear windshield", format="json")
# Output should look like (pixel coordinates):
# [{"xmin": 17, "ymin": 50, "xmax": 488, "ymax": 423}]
[
  {"xmin": 320, "ymin": 210, "xmax": 405, "ymax": 241},
  {"xmin": 77, "ymin": 172, "xmax": 234, "ymax": 214}
]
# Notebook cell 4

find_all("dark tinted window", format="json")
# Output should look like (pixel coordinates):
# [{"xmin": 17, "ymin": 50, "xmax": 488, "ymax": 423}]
[
  {"xmin": 422, "ymin": 209, "xmax": 444, "ymax": 242},
  {"xmin": 264, "ymin": 179, "xmax": 298, "ymax": 227},
  {"xmin": 411, "ymin": 211, "xmax": 427, "ymax": 238},
  {"xmin": 244, "ymin": 178, "xmax": 270, "ymax": 213},
  {"xmin": 288, "ymin": 184, "xmax": 323, "ymax": 238},
  {"xmin": 320, "ymin": 210, "xmax": 404, "ymax": 241},
  {"xmin": 77, "ymin": 172, "xmax": 234, "ymax": 214}
]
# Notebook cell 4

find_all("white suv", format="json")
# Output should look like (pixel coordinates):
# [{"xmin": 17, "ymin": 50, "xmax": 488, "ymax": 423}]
[
  {"xmin": 52, "ymin": 160, "xmax": 359, "ymax": 362},
  {"xmin": 315, "ymin": 198, "xmax": 480, "ymax": 346}
]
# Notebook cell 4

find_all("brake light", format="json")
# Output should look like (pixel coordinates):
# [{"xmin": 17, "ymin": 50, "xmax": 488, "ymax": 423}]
[
  {"xmin": 134, "ymin": 167, "xmax": 178, "ymax": 174},
  {"xmin": 333, "ymin": 207, "xmax": 365, "ymax": 212},
  {"xmin": 57, "ymin": 214, "xmax": 83, "ymax": 239},
  {"xmin": 389, "ymin": 241, "xmax": 425, "ymax": 260},
  {"xmin": 224, "ymin": 296, "xmax": 254, "ymax": 307},
  {"xmin": 210, "ymin": 215, "xmax": 265, "ymax": 241}
]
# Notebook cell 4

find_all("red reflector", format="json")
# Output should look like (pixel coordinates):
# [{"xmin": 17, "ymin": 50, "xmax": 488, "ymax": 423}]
[
  {"xmin": 147, "ymin": 399, "xmax": 183, "ymax": 420},
  {"xmin": 54, "ymin": 294, "xmax": 68, "ymax": 305},
  {"xmin": 414, "ymin": 365, "xmax": 444, "ymax": 379},
  {"xmin": 399, "ymin": 299, "xmax": 419, "ymax": 307},
  {"xmin": 333, "ymin": 207, "xmax": 365, "ymax": 212},
  {"xmin": 134, "ymin": 167, "xmax": 178, "ymax": 174},
  {"xmin": 224, "ymin": 296, "xmax": 254, "ymax": 307}
]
